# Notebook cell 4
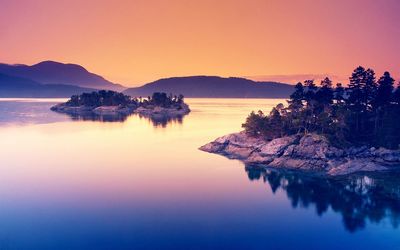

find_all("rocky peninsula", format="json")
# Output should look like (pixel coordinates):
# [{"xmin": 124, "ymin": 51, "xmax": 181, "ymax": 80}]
[
  {"xmin": 201, "ymin": 67, "xmax": 400, "ymax": 176},
  {"xmin": 51, "ymin": 90, "xmax": 190, "ymax": 120},
  {"xmin": 200, "ymin": 132, "xmax": 400, "ymax": 176}
]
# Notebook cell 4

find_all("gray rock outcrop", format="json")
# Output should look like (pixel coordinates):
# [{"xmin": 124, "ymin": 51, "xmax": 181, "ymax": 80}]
[{"xmin": 199, "ymin": 132, "xmax": 400, "ymax": 176}]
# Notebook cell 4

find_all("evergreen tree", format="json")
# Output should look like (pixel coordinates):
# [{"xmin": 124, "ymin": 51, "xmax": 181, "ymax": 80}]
[
  {"xmin": 346, "ymin": 67, "xmax": 366, "ymax": 138},
  {"xmin": 348, "ymin": 66, "xmax": 366, "ymax": 111},
  {"xmin": 375, "ymin": 72, "xmax": 394, "ymax": 108},
  {"xmin": 242, "ymin": 111, "xmax": 266, "ymax": 137},
  {"xmin": 288, "ymin": 82, "xmax": 304, "ymax": 111},
  {"xmin": 315, "ymin": 77, "xmax": 334, "ymax": 107},
  {"xmin": 393, "ymin": 84, "xmax": 400, "ymax": 104},
  {"xmin": 267, "ymin": 107, "xmax": 284, "ymax": 138},
  {"xmin": 363, "ymin": 68, "xmax": 377, "ymax": 110},
  {"xmin": 321, "ymin": 77, "xmax": 333, "ymax": 88},
  {"xmin": 304, "ymin": 79, "xmax": 317, "ymax": 106}
]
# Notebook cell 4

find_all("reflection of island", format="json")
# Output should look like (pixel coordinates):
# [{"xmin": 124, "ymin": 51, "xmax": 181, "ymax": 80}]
[
  {"xmin": 51, "ymin": 91, "xmax": 190, "ymax": 123},
  {"xmin": 136, "ymin": 113, "xmax": 184, "ymax": 127},
  {"xmin": 62, "ymin": 110, "xmax": 187, "ymax": 126},
  {"xmin": 135, "ymin": 92, "xmax": 190, "ymax": 126},
  {"xmin": 62, "ymin": 112, "xmax": 130, "ymax": 122},
  {"xmin": 245, "ymin": 165, "xmax": 400, "ymax": 232}
]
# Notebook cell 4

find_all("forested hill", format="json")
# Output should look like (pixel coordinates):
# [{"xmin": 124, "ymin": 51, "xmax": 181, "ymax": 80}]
[{"xmin": 124, "ymin": 76, "xmax": 293, "ymax": 98}]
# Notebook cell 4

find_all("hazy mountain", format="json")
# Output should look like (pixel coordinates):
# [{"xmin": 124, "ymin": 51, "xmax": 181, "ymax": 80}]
[
  {"xmin": 124, "ymin": 76, "xmax": 293, "ymax": 98},
  {"xmin": 0, "ymin": 62, "xmax": 294, "ymax": 98},
  {"xmin": 0, "ymin": 61, "xmax": 125, "ymax": 91},
  {"xmin": 247, "ymin": 74, "xmax": 348, "ymax": 85},
  {"xmin": 0, "ymin": 73, "xmax": 94, "ymax": 98}
]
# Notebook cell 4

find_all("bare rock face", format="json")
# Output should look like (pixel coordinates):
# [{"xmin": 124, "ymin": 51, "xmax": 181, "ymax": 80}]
[
  {"xmin": 51, "ymin": 103, "xmax": 136, "ymax": 116},
  {"xmin": 200, "ymin": 132, "xmax": 265, "ymax": 160},
  {"xmin": 134, "ymin": 103, "xmax": 190, "ymax": 118},
  {"xmin": 199, "ymin": 131, "xmax": 400, "ymax": 176},
  {"xmin": 93, "ymin": 106, "xmax": 133, "ymax": 115},
  {"xmin": 50, "ymin": 104, "xmax": 93, "ymax": 114}
]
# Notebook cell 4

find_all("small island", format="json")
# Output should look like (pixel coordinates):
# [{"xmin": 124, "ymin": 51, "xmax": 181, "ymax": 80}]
[
  {"xmin": 201, "ymin": 67, "xmax": 400, "ymax": 176},
  {"xmin": 135, "ymin": 92, "xmax": 190, "ymax": 119},
  {"xmin": 51, "ymin": 90, "xmax": 190, "ymax": 121}
]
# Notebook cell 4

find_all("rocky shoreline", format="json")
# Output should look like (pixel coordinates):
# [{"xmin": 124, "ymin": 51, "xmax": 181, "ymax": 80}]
[
  {"xmin": 134, "ymin": 103, "xmax": 190, "ymax": 118},
  {"xmin": 51, "ymin": 102, "xmax": 190, "ymax": 119},
  {"xmin": 200, "ymin": 132, "xmax": 400, "ymax": 176},
  {"xmin": 50, "ymin": 103, "xmax": 137, "ymax": 116}
]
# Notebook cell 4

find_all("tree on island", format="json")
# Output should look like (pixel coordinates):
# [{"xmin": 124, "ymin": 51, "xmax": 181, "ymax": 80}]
[
  {"xmin": 66, "ymin": 90, "xmax": 136, "ymax": 107},
  {"xmin": 140, "ymin": 92, "xmax": 185, "ymax": 109},
  {"xmin": 242, "ymin": 67, "xmax": 400, "ymax": 149},
  {"xmin": 64, "ymin": 90, "xmax": 186, "ymax": 110}
]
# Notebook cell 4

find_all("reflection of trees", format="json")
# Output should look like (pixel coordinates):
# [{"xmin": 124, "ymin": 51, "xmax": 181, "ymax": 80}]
[
  {"xmin": 136, "ymin": 114, "xmax": 184, "ymax": 128},
  {"xmin": 57, "ymin": 112, "xmax": 186, "ymax": 126},
  {"xmin": 245, "ymin": 165, "xmax": 400, "ymax": 232},
  {"xmin": 63, "ymin": 112, "xmax": 129, "ymax": 122}
]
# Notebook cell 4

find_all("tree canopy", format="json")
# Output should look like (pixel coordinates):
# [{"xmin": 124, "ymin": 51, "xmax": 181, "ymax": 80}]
[
  {"xmin": 140, "ymin": 92, "xmax": 185, "ymax": 109},
  {"xmin": 66, "ymin": 90, "xmax": 135, "ymax": 107},
  {"xmin": 65, "ymin": 90, "xmax": 186, "ymax": 109},
  {"xmin": 242, "ymin": 67, "xmax": 400, "ymax": 149}
]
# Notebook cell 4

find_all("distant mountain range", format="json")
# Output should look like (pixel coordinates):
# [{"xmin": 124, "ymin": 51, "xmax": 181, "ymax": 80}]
[
  {"xmin": 0, "ymin": 73, "xmax": 94, "ymax": 98},
  {"xmin": 247, "ymin": 74, "xmax": 348, "ymax": 85},
  {"xmin": 0, "ymin": 61, "xmax": 124, "ymax": 97},
  {"xmin": 124, "ymin": 76, "xmax": 293, "ymax": 98},
  {"xmin": 0, "ymin": 61, "xmax": 294, "ymax": 98}
]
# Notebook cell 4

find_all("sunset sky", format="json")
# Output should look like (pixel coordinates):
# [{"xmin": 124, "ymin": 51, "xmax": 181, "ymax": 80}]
[{"xmin": 1, "ymin": 0, "xmax": 399, "ymax": 86}]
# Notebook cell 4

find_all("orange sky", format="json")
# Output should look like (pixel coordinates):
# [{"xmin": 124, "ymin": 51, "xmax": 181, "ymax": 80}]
[{"xmin": 1, "ymin": 0, "xmax": 399, "ymax": 86}]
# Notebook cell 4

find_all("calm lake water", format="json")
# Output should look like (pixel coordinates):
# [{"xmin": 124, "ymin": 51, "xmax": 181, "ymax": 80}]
[{"xmin": 0, "ymin": 98, "xmax": 399, "ymax": 250}]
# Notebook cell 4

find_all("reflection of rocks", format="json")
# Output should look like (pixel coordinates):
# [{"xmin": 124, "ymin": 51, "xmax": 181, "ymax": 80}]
[
  {"xmin": 245, "ymin": 166, "xmax": 400, "ymax": 232},
  {"xmin": 200, "ymin": 132, "xmax": 400, "ymax": 175}
]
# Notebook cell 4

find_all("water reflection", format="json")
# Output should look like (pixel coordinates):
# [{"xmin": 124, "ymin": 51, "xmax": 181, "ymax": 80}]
[
  {"xmin": 59, "ymin": 112, "xmax": 130, "ymax": 122},
  {"xmin": 57, "ymin": 112, "xmax": 186, "ymax": 126},
  {"xmin": 0, "ymin": 100, "xmax": 68, "ymax": 124},
  {"xmin": 245, "ymin": 165, "xmax": 400, "ymax": 232},
  {"xmin": 0, "ymin": 99, "xmax": 188, "ymax": 126},
  {"xmin": 136, "ymin": 113, "xmax": 184, "ymax": 127}
]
